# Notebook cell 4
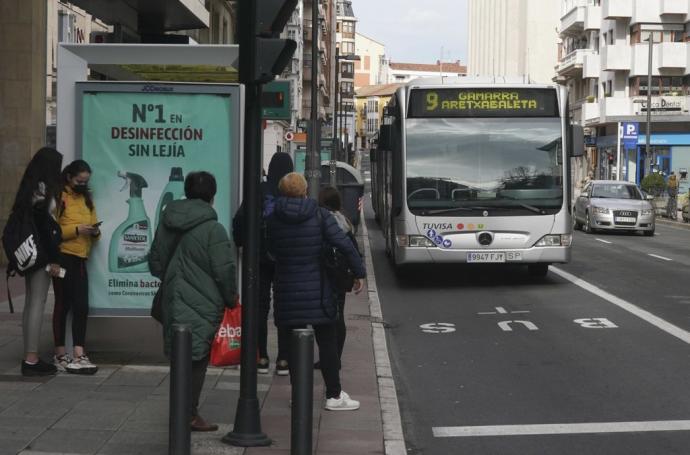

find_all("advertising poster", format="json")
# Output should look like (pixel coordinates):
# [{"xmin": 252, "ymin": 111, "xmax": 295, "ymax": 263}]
[{"xmin": 80, "ymin": 85, "xmax": 238, "ymax": 314}]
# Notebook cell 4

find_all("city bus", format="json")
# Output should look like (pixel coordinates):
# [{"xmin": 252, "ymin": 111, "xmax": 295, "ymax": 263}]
[{"xmin": 371, "ymin": 77, "xmax": 583, "ymax": 276}]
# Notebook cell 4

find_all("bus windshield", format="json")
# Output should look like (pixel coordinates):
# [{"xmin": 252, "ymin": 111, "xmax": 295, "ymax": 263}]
[{"xmin": 406, "ymin": 117, "xmax": 563, "ymax": 216}]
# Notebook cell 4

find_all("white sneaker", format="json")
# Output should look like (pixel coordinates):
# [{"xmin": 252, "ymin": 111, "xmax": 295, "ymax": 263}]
[
  {"xmin": 53, "ymin": 354, "xmax": 72, "ymax": 372},
  {"xmin": 324, "ymin": 391, "xmax": 360, "ymax": 411},
  {"xmin": 65, "ymin": 355, "xmax": 98, "ymax": 375}
]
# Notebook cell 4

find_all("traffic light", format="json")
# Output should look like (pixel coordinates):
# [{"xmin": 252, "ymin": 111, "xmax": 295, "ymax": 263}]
[{"xmin": 253, "ymin": 0, "xmax": 298, "ymax": 84}]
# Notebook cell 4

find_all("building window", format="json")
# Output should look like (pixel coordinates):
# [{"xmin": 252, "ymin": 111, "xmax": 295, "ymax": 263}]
[
  {"xmin": 631, "ymin": 25, "xmax": 685, "ymax": 44},
  {"xmin": 342, "ymin": 41, "xmax": 355, "ymax": 54},
  {"xmin": 631, "ymin": 76, "xmax": 685, "ymax": 96},
  {"xmin": 343, "ymin": 21, "xmax": 355, "ymax": 33}
]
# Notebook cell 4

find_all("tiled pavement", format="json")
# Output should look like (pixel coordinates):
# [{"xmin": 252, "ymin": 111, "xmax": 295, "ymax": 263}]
[{"xmin": 0, "ymin": 248, "xmax": 388, "ymax": 454}]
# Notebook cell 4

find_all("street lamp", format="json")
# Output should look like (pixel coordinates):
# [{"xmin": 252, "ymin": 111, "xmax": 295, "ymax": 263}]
[
  {"xmin": 331, "ymin": 48, "xmax": 360, "ymax": 186},
  {"xmin": 645, "ymin": 35, "xmax": 653, "ymax": 177}
]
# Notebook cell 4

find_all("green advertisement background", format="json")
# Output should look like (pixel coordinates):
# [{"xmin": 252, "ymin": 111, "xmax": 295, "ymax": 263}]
[{"xmin": 82, "ymin": 91, "xmax": 234, "ymax": 312}]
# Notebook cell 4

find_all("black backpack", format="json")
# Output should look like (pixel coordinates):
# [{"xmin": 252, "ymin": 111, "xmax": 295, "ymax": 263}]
[
  {"xmin": 2, "ymin": 209, "xmax": 45, "ymax": 313},
  {"xmin": 317, "ymin": 210, "xmax": 357, "ymax": 293}
]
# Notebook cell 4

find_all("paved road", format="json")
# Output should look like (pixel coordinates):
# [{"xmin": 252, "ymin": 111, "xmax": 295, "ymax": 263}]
[{"xmin": 367, "ymin": 210, "xmax": 690, "ymax": 454}]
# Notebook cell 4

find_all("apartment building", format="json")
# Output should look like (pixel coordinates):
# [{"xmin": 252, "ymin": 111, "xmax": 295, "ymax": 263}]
[
  {"xmin": 354, "ymin": 83, "xmax": 402, "ymax": 150},
  {"xmin": 558, "ymin": 0, "xmax": 690, "ymax": 185},
  {"xmin": 354, "ymin": 32, "xmax": 386, "ymax": 88},
  {"xmin": 468, "ymin": 0, "xmax": 560, "ymax": 84},
  {"xmin": 335, "ymin": 0, "xmax": 357, "ymax": 154},
  {"xmin": 380, "ymin": 61, "xmax": 467, "ymax": 84},
  {"xmin": 302, "ymin": 0, "xmax": 335, "ymax": 128}
]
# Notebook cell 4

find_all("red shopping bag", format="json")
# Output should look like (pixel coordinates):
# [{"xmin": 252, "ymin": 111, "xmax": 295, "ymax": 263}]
[{"xmin": 210, "ymin": 304, "xmax": 242, "ymax": 367}]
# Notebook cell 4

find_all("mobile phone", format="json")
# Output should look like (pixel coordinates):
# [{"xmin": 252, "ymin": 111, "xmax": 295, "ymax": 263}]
[
  {"xmin": 45, "ymin": 265, "xmax": 66, "ymax": 278},
  {"xmin": 92, "ymin": 221, "xmax": 103, "ymax": 228}
]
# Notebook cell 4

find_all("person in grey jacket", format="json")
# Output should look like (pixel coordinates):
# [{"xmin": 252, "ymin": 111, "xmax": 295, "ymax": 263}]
[{"xmin": 149, "ymin": 171, "xmax": 237, "ymax": 432}]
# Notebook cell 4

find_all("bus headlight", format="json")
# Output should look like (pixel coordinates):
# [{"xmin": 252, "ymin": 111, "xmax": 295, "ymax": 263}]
[
  {"xmin": 535, "ymin": 234, "xmax": 572, "ymax": 247},
  {"xmin": 408, "ymin": 235, "xmax": 436, "ymax": 247}
]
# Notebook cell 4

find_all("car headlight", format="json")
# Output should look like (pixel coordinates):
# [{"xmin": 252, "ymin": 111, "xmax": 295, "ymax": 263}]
[
  {"xmin": 592, "ymin": 206, "xmax": 610, "ymax": 215},
  {"xmin": 641, "ymin": 209, "xmax": 653, "ymax": 216},
  {"xmin": 408, "ymin": 235, "xmax": 436, "ymax": 247},
  {"xmin": 535, "ymin": 234, "xmax": 572, "ymax": 247}
]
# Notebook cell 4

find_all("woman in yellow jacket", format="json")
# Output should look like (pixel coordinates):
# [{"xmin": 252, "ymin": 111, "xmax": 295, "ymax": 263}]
[{"xmin": 53, "ymin": 160, "xmax": 100, "ymax": 375}]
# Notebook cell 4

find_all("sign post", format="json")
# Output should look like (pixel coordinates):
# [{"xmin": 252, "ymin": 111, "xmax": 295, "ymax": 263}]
[{"xmin": 620, "ymin": 122, "xmax": 639, "ymax": 182}]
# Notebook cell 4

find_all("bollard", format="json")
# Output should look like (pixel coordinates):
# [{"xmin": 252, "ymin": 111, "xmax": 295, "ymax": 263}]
[
  {"xmin": 291, "ymin": 329, "xmax": 314, "ymax": 455},
  {"xmin": 169, "ymin": 324, "xmax": 192, "ymax": 455}
]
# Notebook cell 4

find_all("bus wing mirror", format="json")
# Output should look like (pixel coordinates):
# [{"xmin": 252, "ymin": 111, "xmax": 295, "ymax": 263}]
[{"xmin": 569, "ymin": 124, "xmax": 584, "ymax": 158}]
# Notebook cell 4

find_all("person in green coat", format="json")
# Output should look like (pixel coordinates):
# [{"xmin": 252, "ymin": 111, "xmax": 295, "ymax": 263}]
[{"xmin": 149, "ymin": 171, "xmax": 237, "ymax": 432}]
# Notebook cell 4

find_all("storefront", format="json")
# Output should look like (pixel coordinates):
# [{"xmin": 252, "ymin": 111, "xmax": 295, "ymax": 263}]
[{"xmin": 596, "ymin": 133, "xmax": 690, "ymax": 184}]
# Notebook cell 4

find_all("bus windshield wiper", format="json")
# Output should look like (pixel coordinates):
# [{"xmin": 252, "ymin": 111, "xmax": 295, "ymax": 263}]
[
  {"xmin": 493, "ymin": 204, "xmax": 546, "ymax": 214},
  {"xmin": 419, "ymin": 206, "xmax": 490, "ymax": 215}
]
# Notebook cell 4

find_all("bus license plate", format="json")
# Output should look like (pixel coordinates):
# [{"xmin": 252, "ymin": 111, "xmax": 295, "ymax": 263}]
[{"xmin": 467, "ymin": 252, "xmax": 506, "ymax": 263}]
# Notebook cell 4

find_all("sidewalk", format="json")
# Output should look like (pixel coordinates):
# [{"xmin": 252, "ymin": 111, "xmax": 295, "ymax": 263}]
[{"xmin": 0, "ymin": 226, "xmax": 396, "ymax": 455}]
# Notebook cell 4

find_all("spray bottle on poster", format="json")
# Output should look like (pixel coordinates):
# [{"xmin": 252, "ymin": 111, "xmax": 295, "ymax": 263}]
[{"xmin": 109, "ymin": 171, "xmax": 151, "ymax": 273}]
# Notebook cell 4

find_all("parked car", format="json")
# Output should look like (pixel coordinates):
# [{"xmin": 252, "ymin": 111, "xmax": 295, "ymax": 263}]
[{"xmin": 574, "ymin": 180, "xmax": 655, "ymax": 236}]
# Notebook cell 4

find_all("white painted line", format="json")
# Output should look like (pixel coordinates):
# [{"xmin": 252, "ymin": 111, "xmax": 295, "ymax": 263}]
[
  {"xmin": 432, "ymin": 420, "xmax": 690, "ymax": 438},
  {"xmin": 648, "ymin": 253, "xmax": 672, "ymax": 261},
  {"xmin": 551, "ymin": 267, "xmax": 690, "ymax": 345},
  {"xmin": 595, "ymin": 238, "xmax": 612, "ymax": 244},
  {"xmin": 362, "ymin": 217, "xmax": 407, "ymax": 455}
]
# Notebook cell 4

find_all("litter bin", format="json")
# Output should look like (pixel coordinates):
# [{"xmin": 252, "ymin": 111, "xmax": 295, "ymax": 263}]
[{"xmin": 320, "ymin": 161, "xmax": 364, "ymax": 231}]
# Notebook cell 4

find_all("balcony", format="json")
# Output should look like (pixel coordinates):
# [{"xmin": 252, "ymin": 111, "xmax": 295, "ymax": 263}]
[
  {"xmin": 631, "ymin": 43, "xmax": 659, "ymax": 76},
  {"xmin": 601, "ymin": 96, "xmax": 632, "ymax": 118},
  {"xmin": 602, "ymin": 0, "xmax": 632, "ymax": 19},
  {"xmin": 658, "ymin": 42, "xmax": 687, "ymax": 69},
  {"xmin": 602, "ymin": 44, "xmax": 631, "ymax": 71},
  {"xmin": 560, "ymin": 3, "xmax": 585, "ymax": 36},
  {"xmin": 557, "ymin": 49, "xmax": 593, "ymax": 77},
  {"xmin": 584, "ymin": 4, "xmax": 601, "ymax": 30},
  {"xmin": 660, "ymin": 0, "xmax": 688, "ymax": 16},
  {"xmin": 583, "ymin": 52, "xmax": 600, "ymax": 78},
  {"xmin": 582, "ymin": 100, "xmax": 600, "ymax": 123}
]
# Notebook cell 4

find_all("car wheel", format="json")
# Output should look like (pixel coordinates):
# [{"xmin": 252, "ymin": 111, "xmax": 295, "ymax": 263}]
[
  {"xmin": 644, "ymin": 227, "xmax": 655, "ymax": 237},
  {"xmin": 528, "ymin": 263, "xmax": 549, "ymax": 277},
  {"xmin": 573, "ymin": 215, "xmax": 582, "ymax": 230},
  {"xmin": 584, "ymin": 211, "xmax": 593, "ymax": 234}
]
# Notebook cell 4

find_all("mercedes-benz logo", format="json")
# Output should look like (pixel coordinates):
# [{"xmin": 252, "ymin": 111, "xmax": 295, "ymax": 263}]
[{"xmin": 477, "ymin": 232, "xmax": 493, "ymax": 246}]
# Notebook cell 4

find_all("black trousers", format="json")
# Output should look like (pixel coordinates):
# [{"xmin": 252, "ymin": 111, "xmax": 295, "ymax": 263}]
[
  {"xmin": 52, "ymin": 253, "xmax": 89, "ymax": 347},
  {"xmin": 191, "ymin": 356, "xmax": 209, "ymax": 418},
  {"xmin": 335, "ymin": 291, "xmax": 346, "ymax": 360},
  {"xmin": 280, "ymin": 323, "xmax": 341, "ymax": 399},
  {"xmin": 258, "ymin": 261, "xmax": 274, "ymax": 360}
]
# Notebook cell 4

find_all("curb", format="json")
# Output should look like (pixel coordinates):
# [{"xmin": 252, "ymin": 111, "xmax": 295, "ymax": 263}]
[
  {"xmin": 360, "ymin": 219, "xmax": 407, "ymax": 455},
  {"xmin": 656, "ymin": 218, "xmax": 690, "ymax": 230}
]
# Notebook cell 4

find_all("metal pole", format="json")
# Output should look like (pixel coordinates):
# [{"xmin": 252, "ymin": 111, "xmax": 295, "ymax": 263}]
[
  {"xmin": 331, "ymin": 48, "xmax": 339, "ymax": 187},
  {"xmin": 169, "ymin": 325, "xmax": 192, "ymax": 455},
  {"xmin": 290, "ymin": 329, "xmax": 314, "ymax": 455},
  {"xmin": 223, "ymin": 0, "xmax": 270, "ymax": 446},
  {"xmin": 646, "ymin": 36, "xmax": 653, "ymax": 174},
  {"xmin": 306, "ymin": 0, "xmax": 320, "ymax": 198},
  {"xmin": 616, "ymin": 121, "xmax": 621, "ymax": 181}
]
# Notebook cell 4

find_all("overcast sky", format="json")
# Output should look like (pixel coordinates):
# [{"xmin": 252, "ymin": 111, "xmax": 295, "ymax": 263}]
[{"xmin": 352, "ymin": 0, "xmax": 468, "ymax": 65}]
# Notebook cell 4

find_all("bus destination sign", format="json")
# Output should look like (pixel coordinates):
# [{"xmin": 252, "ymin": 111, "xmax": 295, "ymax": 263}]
[{"xmin": 408, "ymin": 88, "xmax": 559, "ymax": 118}]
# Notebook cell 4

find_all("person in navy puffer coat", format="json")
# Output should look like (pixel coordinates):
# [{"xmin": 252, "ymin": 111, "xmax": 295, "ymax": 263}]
[{"xmin": 267, "ymin": 172, "xmax": 366, "ymax": 411}]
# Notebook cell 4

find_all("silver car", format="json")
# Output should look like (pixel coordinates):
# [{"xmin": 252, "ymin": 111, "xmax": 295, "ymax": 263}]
[{"xmin": 574, "ymin": 180, "xmax": 655, "ymax": 236}]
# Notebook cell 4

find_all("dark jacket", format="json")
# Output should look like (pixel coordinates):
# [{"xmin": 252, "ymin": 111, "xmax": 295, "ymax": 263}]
[
  {"xmin": 267, "ymin": 197, "xmax": 365, "ymax": 327},
  {"xmin": 149, "ymin": 199, "xmax": 237, "ymax": 360}
]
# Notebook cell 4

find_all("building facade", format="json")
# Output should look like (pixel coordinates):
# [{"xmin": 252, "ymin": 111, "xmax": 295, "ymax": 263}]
[
  {"xmin": 354, "ymin": 83, "xmax": 402, "ymax": 149},
  {"xmin": 557, "ymin": 0, "xmax": 690, "ymax": 188},
  {"xmin": 354, "ymin": 32, "xmax": 386, "ymax": 88},
  {"xmin": 335, "ymin": 0, "xmax": 357, "ymax": 156},
  {"xmin": 380, "ymin": 61, "xmax": 467, "ymax": 84},
  {"xmin": 468, "ymin": 0, "xmax": 560, "ymax": 83}
]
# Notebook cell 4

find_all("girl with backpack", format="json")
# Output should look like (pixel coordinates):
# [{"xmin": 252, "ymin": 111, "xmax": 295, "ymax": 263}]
[
  {"xmin": 52, "ymin": 160, "xmax": 101, "ymax": 375},
  {"xmin": 318, "ymin": 186, "xmax": 361, "ymax": 362},
  {"xmin": 5, "ymin": 147, "xmax": 64, "ymax": 376}
]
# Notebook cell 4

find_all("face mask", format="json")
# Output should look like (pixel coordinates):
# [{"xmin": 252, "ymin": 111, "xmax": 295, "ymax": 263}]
[{"xmin": 73, "ymin": 184, "xmax": 89, "ymax": 194}]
